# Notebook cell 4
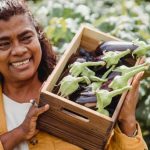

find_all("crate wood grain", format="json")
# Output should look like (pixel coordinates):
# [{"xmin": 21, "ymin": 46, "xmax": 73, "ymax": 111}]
[{"xmin": 37, "ymin": 25, "xmax": 142, "ymax": 150}]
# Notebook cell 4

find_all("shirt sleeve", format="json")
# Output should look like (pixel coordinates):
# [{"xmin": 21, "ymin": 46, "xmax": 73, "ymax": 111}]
[
  {"xmin": 106, "ymin": 123, "xmax": 148, "ymax": 150},
  {"xmin": 0, "ymin": 142, "xmax": 4, "ymax": 150}
]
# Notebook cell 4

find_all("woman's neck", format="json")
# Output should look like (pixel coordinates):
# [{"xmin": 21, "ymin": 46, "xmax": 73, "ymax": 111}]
[{"xmin": 2, "ymin": 75, "xmax": 42, "ymax": 103}]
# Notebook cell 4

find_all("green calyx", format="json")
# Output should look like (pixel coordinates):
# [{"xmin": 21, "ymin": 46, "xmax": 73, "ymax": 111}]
[
  {"xmin": 132, "ymin": 40, "xmax": 150, "ymax": 57},
  {"xmin": 102, "ymin": 49, "xmax": 131, "ymax": 68},
  {"xmin": 109, "ymin": 66, "xmax": 148, "ymax": 90},
  {"xmin": 58, "ymin": 75, "xmax": 90, "ymax": 97},
  {"xmin": 96, "ymin": 86, "xmax": 131, "ymax": 116},
  {"xmin": 69, "ymin": 61, "xmax": 105, "ymax": 77},
  {"xmin": 114, "ymin": 62, "xmax": 149, "ymax": 75}
]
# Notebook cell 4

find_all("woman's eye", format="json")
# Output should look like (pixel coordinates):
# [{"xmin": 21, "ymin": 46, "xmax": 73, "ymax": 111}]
[
  {"xmin": 22, "ymin": 36, "xmax": 32, "ymax": 42},
  {"xmin": 0, "ymin": 42, "xmax": 10, "ymax": 50},
  {"xmin": 23, "ymin": 36, "xmax": 31, "ymax": 40}
]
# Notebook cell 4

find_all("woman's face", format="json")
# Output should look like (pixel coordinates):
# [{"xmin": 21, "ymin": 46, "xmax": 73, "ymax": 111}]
[{"xmin": 0, "ymin": 14, "xmax": 42, "ymax": 83}]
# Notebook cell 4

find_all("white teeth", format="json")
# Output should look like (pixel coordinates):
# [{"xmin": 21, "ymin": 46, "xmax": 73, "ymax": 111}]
[{"xmin": 12, "ymin": 59, "xmax": 30, "ymax": 67}]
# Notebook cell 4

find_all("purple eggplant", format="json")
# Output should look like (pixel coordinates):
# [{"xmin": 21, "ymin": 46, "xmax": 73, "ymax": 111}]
[
  {"xmin": 76, "ymin": 95, "xmax": 97, "ymax": 104},
  {"xmin": 95, "ymin": 41, "xmax": 138, "ymax": 55},
  {"xmin": 79, "ymin": 47, "xmax": 94, "ymax": 61},
  {"xmin": 84, "ymin": 102, "xmax": 96, "ymax": 108},
  {"xmin": 80, "ymin": 91, "xmax": 95, "ymax": 96}
]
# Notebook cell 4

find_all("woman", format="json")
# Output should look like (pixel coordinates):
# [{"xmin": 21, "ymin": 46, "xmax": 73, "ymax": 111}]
[{"xmin": 0, "ymin": 0, "xmax": 148, "ymax": 150}]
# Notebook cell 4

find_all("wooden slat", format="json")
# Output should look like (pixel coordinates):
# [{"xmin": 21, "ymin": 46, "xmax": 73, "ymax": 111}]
[
  {"xmin": 80, "ymin": 35, "xmax": 100, "ymax": 51},
  {"xmin": 83, "ymin": 25, "xmax": 121, "ymax": 42}
]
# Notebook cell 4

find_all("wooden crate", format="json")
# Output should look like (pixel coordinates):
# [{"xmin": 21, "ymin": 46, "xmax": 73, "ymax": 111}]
[{"xmin": 37, "ymin": 25, "xmax": 141, "ymax": 150}]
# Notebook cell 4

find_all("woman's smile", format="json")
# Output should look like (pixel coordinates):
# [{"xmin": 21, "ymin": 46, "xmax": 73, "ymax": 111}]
[{"xmin": 10, "ymin": 57, "xmax": 32, "ymax": 70}]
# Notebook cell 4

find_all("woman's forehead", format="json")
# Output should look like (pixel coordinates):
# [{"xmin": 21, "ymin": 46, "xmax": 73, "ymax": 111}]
[{"xmin": 0, "ymin": 14, "xmax": 36, "ymax": 36}]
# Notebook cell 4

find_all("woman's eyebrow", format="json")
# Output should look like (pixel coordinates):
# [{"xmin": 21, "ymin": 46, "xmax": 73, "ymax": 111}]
[
  {"xmin": 18, "ymin": 30, "xmax": 34, "ymax": 38},
  {"xmin": 0, "ymin": 30, "xmax": 34, "ymax": 41}
]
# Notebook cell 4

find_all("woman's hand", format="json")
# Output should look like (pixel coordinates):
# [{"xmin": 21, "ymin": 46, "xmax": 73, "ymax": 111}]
[
  {"xmin": 19, "ymin": 103, "xmax": 49, "ymax": 140},
  {"xmin": 0, "ymin": 102, "xmax": 49, "ymax": 150},
  {"xmin": 118, "ymin": 72, "xmax": 143, "ymax": 136}
]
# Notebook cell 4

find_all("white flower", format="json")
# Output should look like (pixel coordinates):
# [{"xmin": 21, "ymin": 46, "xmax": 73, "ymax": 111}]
[
  {"xmin": 66, "ymin": 18, "xmax": 78, "ymax": 33},
  {"xmin": 53, "ymin": 3, "xmax": 63, "ymax": 9},
  {"xmin": 75, "ymin": 5, "xmax": 91, "ymax": 17},
  {"xmin": 36, "ymin": 6, "xmax": 48, "ymax": 16}
]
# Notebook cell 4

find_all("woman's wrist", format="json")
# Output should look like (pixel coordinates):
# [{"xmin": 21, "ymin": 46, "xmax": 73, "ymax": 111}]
[
  {"xmin": 118, "ymin": 117, "xmax": 137, "ymax": 137},
  {"xmin": 0, "ymin": 127, "xmax": 26, "ymax": 150},
  {"xmin": 16, "ymin": 126, "xmax": 27, "ymax": 141}
]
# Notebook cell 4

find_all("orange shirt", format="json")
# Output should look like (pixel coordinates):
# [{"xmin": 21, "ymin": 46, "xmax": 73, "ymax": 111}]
[{"xmin": 27, "ymin": 123, "xmax": 148, "ymax": 150}]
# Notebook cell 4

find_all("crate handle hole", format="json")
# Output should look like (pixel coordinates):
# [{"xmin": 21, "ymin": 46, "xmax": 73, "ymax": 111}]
[{"xmin": 61, "ymin": 108, "xmax": 89, "ymax": 122}]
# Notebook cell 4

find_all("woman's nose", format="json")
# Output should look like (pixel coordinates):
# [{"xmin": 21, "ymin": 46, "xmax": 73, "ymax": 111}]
[{"xmin": 11, "ymin": 44, "xmax": 27, "ymax": 56}]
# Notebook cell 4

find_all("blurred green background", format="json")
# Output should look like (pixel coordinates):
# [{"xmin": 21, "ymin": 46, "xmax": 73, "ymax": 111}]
[{"xmin": 27, "ymin": 0, "xmax": 150, "ymax": 147}]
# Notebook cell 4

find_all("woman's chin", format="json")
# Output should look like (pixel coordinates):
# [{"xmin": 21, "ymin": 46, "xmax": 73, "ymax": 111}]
[{"xmin": 12, "ymin": 71, "xmax": 38, "ymax": 82}]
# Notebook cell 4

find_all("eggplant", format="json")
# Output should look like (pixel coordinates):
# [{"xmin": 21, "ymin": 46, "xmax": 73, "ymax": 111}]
[
  {"xmin": 84, "ymin": 102, "xmax": 96, "ymax": 108},
  {"xmin": 95, "ymin": 41, "xmax": 138, "ymax": 55},
  {"xmin": 76, "ymin": 58, "xmax": 86, "ymax": 63},
  {"xmin": 76, "ymin": 95, "xmax": 97, "ymax": 104},
  {"xmin": 107, "ymin": 71, "xmax": 121, "ymax": 80},
  {"xmin": 100, "ymin": 71, "xmax": 120, "ymax": 90},
  {"xmin": 79, "ymin": 47, "xmax": 94, "ymax": 61},
  {"xmin": 80, "ymin": 91, "xmax": 95, "ymax": 96}
]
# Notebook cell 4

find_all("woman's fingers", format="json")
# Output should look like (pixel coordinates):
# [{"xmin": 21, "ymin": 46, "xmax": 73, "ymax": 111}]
[
  {"xmin": 127, "ymin": 71, "xmax": 144, "ymax": 98},
  {"xmin": 28, "ymin": 104, "xmax": 49, "ymax": 118},
  {"xmin": 132, "ymin": 71, "xmax": 144, "ymax": 85},
  {"xmin": 37, "ymin": 104, "xmax": 49, "ymax": 116},
  {"xmin": 128, "ymin": 71, "xmax": 143, "ymax": 95}
]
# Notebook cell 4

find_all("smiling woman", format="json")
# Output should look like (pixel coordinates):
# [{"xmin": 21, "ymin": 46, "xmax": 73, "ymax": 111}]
[
  {"xmin": 0, "ymin": 15, "xmax": 42, "ymax": 82},
  {"xmin": 0, "ymin": 0, "xmax": 148, "ymax": 150}
]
